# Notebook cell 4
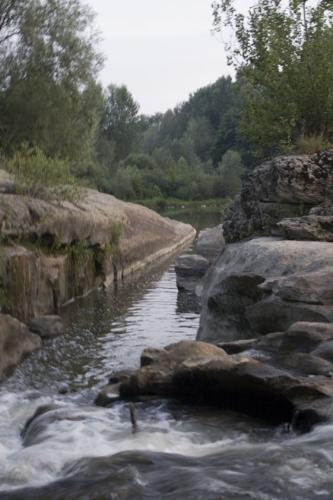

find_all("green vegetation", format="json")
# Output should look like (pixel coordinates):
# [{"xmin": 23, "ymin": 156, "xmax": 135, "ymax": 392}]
[
  {"xmin": 94, "ymin": 78, "xmax": 246, "ymax": 202},
  {"xmin": 0, "ymin": 0, "xmax": 332, "ymax": 206},
  {"xmin": 212, "ymin": 0, "xmax": 333, "ymax": 159},
  {"xmin": 6, "ymin": 145, "xmax": 81, "ymax": 202}
]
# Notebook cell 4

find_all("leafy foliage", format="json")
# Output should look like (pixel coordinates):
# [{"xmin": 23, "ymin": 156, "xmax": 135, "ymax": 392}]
[
  {"xmin": 94, "ymin": 77, "xmax": 246, "ymax": 202},
  {"xmin": 0, "ymin": 0, "xmax": 103, "ymax": 170},
  {"xmin": 6, "ymin": 145, "xmax": 81, "ymax": 201},
  {"xmin": 212, "ymin": 0, "xmax": 333, "ymax": 158}
]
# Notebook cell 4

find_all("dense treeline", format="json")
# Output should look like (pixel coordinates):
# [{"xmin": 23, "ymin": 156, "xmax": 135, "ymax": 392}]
[
  {"xmin": 0, "ymin": 0, "xmax": 333, "ymax": 203},
  {"xmin": 94, "ymin": 78, "xmax": 245, "ymax": 201}
]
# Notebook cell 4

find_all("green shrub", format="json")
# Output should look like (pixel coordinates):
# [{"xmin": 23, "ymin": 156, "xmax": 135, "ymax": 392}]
[
  {"xmin": 295, "ymin": 135, "xmax": 332, "ymax": 155},
  {"xmin": 6, "ymin": 145, "xmax": 82, "ymax": 202}
]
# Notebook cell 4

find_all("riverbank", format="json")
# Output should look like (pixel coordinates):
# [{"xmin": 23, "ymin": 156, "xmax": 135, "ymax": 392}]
[{"xmin": 0, "ymin": 181, "xmax": 195, "ymax": 378}]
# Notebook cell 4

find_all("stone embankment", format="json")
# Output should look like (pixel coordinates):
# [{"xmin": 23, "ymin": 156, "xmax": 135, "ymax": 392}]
[
  {"xmin": 0, "ymin": 178, "xmax": 195, "ymax": 378},
  {"xmin": 100, "ymin": 151, "xmax": 333, "ymax": 431}
]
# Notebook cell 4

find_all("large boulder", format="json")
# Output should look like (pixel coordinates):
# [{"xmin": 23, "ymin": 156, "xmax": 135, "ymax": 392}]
[
  {"xmin": 197, "ymin": 237, "xmax": 333, "ymax": 344},
  {"xmin": 0, "ymin": 185, "xmax": 195, "ymax": 321},
  {"xmin": 97, "ymin": 339, "xmax": 332, "ymax": 431},
  {"xmin": 0, "ymin": 314, "xmax": 41, "ymax": 379},
  {"xmin": 223, "ymin": 151, "xmax": 333, "ymax": 243},
  {"xmin": 195, "ymin": 225, "xmax": 224, "ymax": 262}
]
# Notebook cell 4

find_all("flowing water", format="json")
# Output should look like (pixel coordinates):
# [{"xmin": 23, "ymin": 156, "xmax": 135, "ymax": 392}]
[{"xmin": 0, "ymin": 214, "xmax": 333, "ymax": 499}]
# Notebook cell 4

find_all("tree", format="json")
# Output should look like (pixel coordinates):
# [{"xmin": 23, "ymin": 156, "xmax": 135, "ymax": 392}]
[
  {"xmin": 218, "ymin": 150, "xmax": 244, "ymax": 197},
  {"xmin": 0, "ymin": 0, "xmax": 103, "ymax": 169},
  {"xmin": 212, "ymin": 0, "xmax": 333, "ymax": 158},
  {"xmin": 98, "ymin": 84, "xmax": 140, "ymax": 164}
]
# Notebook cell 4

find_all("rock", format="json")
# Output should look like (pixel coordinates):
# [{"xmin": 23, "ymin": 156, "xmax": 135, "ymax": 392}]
[
  {"xmin": 95, "ymin": 342, "xmax": 225, "ymax": 406},
  {"xmin": 259, "ymin": 269, "xmax": 333, "ymax": 305},
  {"xmin": 292, "ymin": 408, "xmax": 327, "ymax": 434},
  {"xmin": 197, "ymin": 237, "xmax": 333, "ymax": 343},
  {"xmin": 223, "ymin": 151, "xmax": 333, "ymax": 243},
  {"xmin": 94, "ymin": 383, "xmax": 121, "ymax": 407},
  {"xmin": 0, "ymin": 314, "xmax": 41, "ymax": 379},
  {"xmin": 277, "ymin": 215, "xmax": 333, "ymax": 242},
  {"xmin": 312, "ymin": 340, "xmax": 333, "ymax": 361},
  {"xmin": 106, "ymin": 339, "xmax": 332, "ymax": 430},
  {"xmin": 58, "ymin": 383, "xmax": 69, "ymax": 395},
  {"xmin": 21, "ymin": 405, "xmax": 86, "ymax": 447},
  {"xmin": 27, "ymin": 315, "xmax": 65, "ymax": 338},
  {"xmin": 220, "ymin": 322, "xmax": 333, "ymax": 358},
  {"xmin": 195, "ymin": 225, "xmax": 225, "ymax": 262},
  {"xmin": 280, "ymin": 322, "xmax": 333, "ymax": 351},
  {"xmin": 141, "ymin": 340, "xmax": 227, "ymax": 369},
  {"xmin": 21, "ymin": 404, "xmax": 60, "ymax": 441},
  {"xmin": 116, "ymin": 341, "xmax": 227, "ymax": 400},
  {"xmin": 0, "ymin": 187, "xmax": 195, "ymax": 321},
  {"xmin": 280, "ymin": 353, "xmax": 333, "ymax": 376},
  {"xmin": 175, "ymin": 254, "xmax": 210, "ymax": 292},
  {"xmin": 246, "ymin": 297, "xmax": 333, "ymax": 335}
]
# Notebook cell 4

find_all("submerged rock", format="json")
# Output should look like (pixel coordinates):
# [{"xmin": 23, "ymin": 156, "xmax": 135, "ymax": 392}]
[
  {"xmin": 21, "ymin": 405, "xmax": 87, "ymax": 447},
  {"xmin": 175, "ymin": 254, "xmax": 210, "ymax": 292},
  {"xmin": 0, "ymin": 314, "xmax": 41, "ymax": 380},
  {"xmin": 175, "ymin": 225, "xmax": 225, "ymax": 293},
  {"xmin": 27, "ymin": 315, "xmax": 65, "ymax": 339}
]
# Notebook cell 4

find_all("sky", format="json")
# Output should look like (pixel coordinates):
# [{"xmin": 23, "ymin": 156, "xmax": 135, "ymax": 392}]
[{"xmin": 87, "ymin": 0, "xmax": 254, "ymax": 115}]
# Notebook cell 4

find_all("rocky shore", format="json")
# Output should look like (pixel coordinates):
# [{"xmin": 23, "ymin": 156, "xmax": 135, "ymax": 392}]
[
  {"xmin": 0, "ymin": 179, "xmax": 195, "ymax": 378},
  {"xmin": 99, "ymin": 151, "xmax": 333, "ymax": 432}
]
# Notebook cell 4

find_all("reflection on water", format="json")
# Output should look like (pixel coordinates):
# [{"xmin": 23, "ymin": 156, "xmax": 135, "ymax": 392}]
[
  {"xmin": 5, "ymin": 260, "xmax": 199, "ymax": 393},
  {"xmin": 163, "ymin": 210, "xmax": 222, "ymax": 232}
]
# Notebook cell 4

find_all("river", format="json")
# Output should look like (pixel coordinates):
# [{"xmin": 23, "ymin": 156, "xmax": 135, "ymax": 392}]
[{"xmin": 0, "ymin": 212, "xmax": 333, "ymax": 499}]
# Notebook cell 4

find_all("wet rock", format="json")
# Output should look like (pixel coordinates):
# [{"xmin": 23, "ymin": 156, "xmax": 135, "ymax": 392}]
[
  {"xmin": 27, "ymin": 315, "xmax": 65, "ymax": 339},
  {"xmin": 58, "ymin": 384, "xmax": 69, "ymax": 395},
  {"xmin": 108, "ymin": 369, "xmax": 134, "ymax": 385},
  {"xmin": 22, "ymin": 405, "xmax": 86, "ymax": 447},
  {"xmin": 195, "ymin": 225, "xmax": 225, "ymax": 263},
  {"xmin": 21, "ymin": 404, "xmax": 60, "ymax": 441},
  {"xmin": 0, "ymin": 314, "xmax": 41, "ymax": 379},
  {"xmin": 141, "ymin": 340, "xmax": 227, "ymax": 369},
  {"xmin": 104, "ymin": 340, "xmax": 332, "ymax": 430},
  {"xmin": 292, "ymin": 408, "xmax": 328, "ymax": 434},
  {"xmin": 94, "ymin": 383, "xmax": 121, "ymax": 407},
  {"xmin": 119, "ymin": 341, "xmax": 227, "ymax": 399},
  {"xmin": 175, "ymin": 254, "xmax": 210, "ymax": 292}
]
